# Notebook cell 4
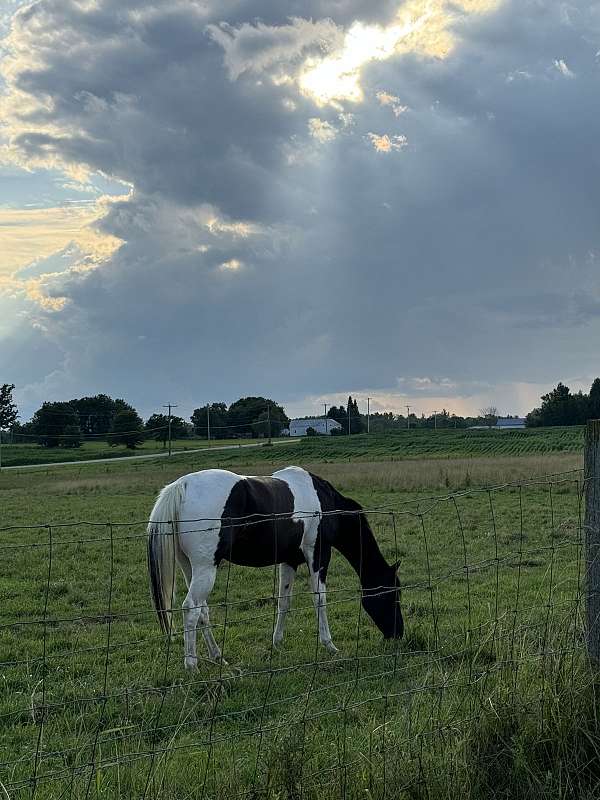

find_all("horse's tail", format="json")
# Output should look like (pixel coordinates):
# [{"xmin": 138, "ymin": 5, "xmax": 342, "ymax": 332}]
[{"xmin": 147, "ymin": 478, "xmax": 186, "ymax": 635}]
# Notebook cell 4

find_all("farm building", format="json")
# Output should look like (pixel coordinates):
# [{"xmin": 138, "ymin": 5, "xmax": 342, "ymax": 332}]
[
  {"xmin": 496, "ymin": 417, "xmax": 526, "ymax": 429},
  {"xmin": 288, "ymin": 418, "xmax": 343, "ymax": 436}
]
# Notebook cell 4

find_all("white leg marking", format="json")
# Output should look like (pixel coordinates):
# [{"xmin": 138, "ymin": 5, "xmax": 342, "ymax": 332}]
[
  {"xmin": 182, "ymin": 565, "xmax": 224, "ymax": 668},
  {"xmin": 273, "ymin": 564, "xmax": 296, "ymax": 647},
  {"xmin": 304, "ymin": 549, "xmax": 337, "ymax": 654}
]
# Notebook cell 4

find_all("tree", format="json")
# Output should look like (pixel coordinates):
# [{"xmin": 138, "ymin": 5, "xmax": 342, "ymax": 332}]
[
  {"xmin": 527, "ymin": 383, "xmax": 579, "ymax": 427},
  {"xmin": 146, "ymin": 413, "xmax": 186, "ymax": 447},
  {"xmin": 191, "ymin": 403, "xmax": 228, "ymax": 438},
  {"xmin": 227, "ymin": 397, "xmax": 288, "ymax": 438},
  {"xmin": 0, "ymin": 384, "xmax": 18, "ymax": 430},
  {"xmin": 109, "ymin": 409, "xmax": 144, "ymax": 449},
  {"xmin": 252, "ymin": 403, "xmax": 288, "ymax": 438},
  {"xmin": 146, "ymin": 413, "xmax": 170, "ymax": 446},
  {"xmin": 61, "ymin": 424, "xmax": 82, "ymax": 448},
  {"xmin": 479, "ymin": 406, "xmax": 498, "ymax": 427},
  {"xmin": 69, "ymin": 394, "xmax": 117, "ymax": 435},
  {"xmin": 589, "ymin": 379, "xmax": 600, "ymax": 420},
  {"xmin": 328, "ymin": 405, "xmax": 348, "ymax": 431},
  {"xmin": 32, "ymin": 401, "xmax": 79, "ymax": 447},
  {"xmin": 305, "ymin": 426, "xmax": 318, "ymax": 436},
  {"xmin": 347, "ymin": 396, "xmax": 364, "ymax": 434}
]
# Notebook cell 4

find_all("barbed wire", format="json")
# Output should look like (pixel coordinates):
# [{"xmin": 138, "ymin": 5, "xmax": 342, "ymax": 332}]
[{"xmin": 0, "ymin": 471, "xmax": 592, "ymax": 799}]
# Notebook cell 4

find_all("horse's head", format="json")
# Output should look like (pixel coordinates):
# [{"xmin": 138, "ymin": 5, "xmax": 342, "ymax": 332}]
[{"xmin": 361, "ymin": 560, "xmax": 403, "ymax": 639}]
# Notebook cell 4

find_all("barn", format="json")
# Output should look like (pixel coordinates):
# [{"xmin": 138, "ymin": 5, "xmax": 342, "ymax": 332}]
[
  {"xmin": 287, "ymin": 418, "xmax": 343, "ymax": 436},
  {"xmin": 496, "ymin": 417, "xmax": 527, "ymax": 430}
]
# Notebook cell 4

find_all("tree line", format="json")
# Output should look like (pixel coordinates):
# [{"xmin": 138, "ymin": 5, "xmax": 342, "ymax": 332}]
[
  {"xmin": 2, "ymin": 379, "xmax": 600, "ymax": 449},
  {"xmin": 0, "ymin": 388, "xmax": 290, "ymax": 449}
]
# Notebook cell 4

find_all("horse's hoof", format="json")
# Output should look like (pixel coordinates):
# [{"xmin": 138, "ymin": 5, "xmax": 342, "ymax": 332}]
[
  {"xmin": 184, "ymin": 657, "xmax": 198, "ymax": 671},
  {"xmin": 324, "ymin": 641, "xmax": 339, "ymax": 655}
]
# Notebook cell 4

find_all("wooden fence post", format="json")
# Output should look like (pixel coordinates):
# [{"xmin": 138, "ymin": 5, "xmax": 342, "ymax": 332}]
[{"xmin": 585, "ymin": 420, "xmax": 600, "ymax": 662}]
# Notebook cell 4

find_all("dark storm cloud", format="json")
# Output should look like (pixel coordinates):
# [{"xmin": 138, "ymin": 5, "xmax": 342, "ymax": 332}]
[{"xmin": 2, "ymin": 0, "xmax": 600, "ymax": 418}]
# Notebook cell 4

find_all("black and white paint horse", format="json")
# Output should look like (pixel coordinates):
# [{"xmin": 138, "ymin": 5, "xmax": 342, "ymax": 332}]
[{"xmin": 147, "ymin": 466, "xmax": 403, "ymax": 668}]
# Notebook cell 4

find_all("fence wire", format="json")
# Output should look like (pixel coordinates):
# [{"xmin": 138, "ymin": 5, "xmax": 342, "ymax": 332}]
[{"xmin": 0, "ymin": 470, "xmax": 594, "ymax": 800}]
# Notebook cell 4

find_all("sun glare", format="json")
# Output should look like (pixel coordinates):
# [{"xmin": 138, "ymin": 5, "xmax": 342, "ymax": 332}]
[
  {"xmin": 299, "ymin": 16, "xmax": 428, "ymax": 105},
  {"xmin": 298, "ymin": 0, "xmax": 499, "ymax": 106}
]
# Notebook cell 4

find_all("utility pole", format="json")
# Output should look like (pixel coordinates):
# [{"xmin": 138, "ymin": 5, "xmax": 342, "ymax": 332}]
[
  {"xmin": 367, "ymin": 398, "xmax": 371, "ymax": 434},
  {"xmin": 324, "ymin": 403, "xmax": 328, "ymax": 435},
  {"xmin": 406, "ymin": 406, "xmax": 411, "ymax": 430},
  {"xmin": 163, "ymin": 403, "xmax": 178, "ymax": 457},
  {"xmin": 0, "ymin": 429, "xmax": 3, "ymax": 471},
  {"xmin": 267, "ymin": 403, "xmax": 272, "ymax": 445},
  {"xmin": 206, "ymin": 403, "xmax": 211, "ymax": 443},
  {"xmin": 433, "ymin": 410, "xmax": 438, "ymax": 430},
  {"xmin": 348, "ymin": 403, "xmax": 351, "ymax": 436}
]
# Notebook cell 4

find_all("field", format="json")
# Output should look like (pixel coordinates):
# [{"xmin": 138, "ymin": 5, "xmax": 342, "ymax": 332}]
[
  {"xmin": 1, "ymin": 429, "xmax": 597, "ymax": 800},
  {"xmin": 1, "ymin": 425, "xmax": 584, "ymax": 468},
  {"xmin": 0, "ymin": 437, "xmax": 291, "ymax": 468}
]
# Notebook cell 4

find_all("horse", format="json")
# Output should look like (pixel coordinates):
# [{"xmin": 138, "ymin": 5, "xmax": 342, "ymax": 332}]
[{"xmin": 147, "ymin": 466, "xmax": 403, "ymax": 668}]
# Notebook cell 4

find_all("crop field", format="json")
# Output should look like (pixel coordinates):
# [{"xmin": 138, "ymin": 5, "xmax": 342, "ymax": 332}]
[{"xmin": 1, "ymin": 429, "xmax": 597, "ymax": 800}]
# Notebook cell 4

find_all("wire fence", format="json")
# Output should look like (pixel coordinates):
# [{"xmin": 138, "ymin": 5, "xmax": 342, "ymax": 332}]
[{"xmin": 0, "ymin": 469, "xmax": 596, "ymax": 799}]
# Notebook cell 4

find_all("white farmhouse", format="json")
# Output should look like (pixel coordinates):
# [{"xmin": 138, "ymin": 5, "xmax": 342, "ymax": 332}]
[{"xmin": 288, "ymin": 418, "xmax": 343, "ymax": 436}]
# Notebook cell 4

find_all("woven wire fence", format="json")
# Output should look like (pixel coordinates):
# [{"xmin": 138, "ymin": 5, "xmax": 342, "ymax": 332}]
[{"xmin": 0, "ymin": 470, "xmax": 593, "ymax": 800}]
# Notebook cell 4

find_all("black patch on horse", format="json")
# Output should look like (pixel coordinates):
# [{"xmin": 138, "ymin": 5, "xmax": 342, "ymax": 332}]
[{"xmin": 215, "ymin": 476, "xmax": 305, "ymax": 569}]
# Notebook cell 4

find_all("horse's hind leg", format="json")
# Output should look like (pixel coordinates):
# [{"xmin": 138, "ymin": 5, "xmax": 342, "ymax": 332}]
[
  {"xmin": 273, "ymin": 563, "xmax": 296, "ymax": 647},
  {"xmin": 182, "ymin": 565, "xmax": 223, "ymax": 668}
]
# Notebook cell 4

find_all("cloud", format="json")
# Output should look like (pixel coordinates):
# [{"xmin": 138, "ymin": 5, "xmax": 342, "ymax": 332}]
[
  {"xmin": 308, "ymin": 116, "xmax": 338, "ymax": 142},
  {"xmin": 376, "ymin": 90, "xmax": 408, "ymax": 116},
  {"xmin": 1, "ymin": 0, "xmax": 600, "ymax": 422},
  {"xmin": 206, "ymin": 17, "xmax": 342, "ymax": 80},
  {"xmin": 366, "ymin": 132, "xmax": 407, "ymax": 152},
  {"xmin": 0, "ymin": 201, "xmax": 122, "ymax": 277}
]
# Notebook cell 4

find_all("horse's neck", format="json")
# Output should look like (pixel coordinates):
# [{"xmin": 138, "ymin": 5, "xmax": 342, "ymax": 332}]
[{"xmin": 331, "ymin": 513, "xmax": 388, "ymax": 588}]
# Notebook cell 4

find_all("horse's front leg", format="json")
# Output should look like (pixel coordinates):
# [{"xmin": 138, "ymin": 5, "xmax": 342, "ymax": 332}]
[
  {"xmin": 304, "ymin": 546, "xmax": 337, "ymax": 655},
  {"xmin": 273, "ymin": 563, "xmax": 296, "ymax": 647}
]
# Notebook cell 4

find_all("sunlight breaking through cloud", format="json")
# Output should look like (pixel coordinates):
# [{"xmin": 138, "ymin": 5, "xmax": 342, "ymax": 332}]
[{"xmin": 299, "ymin": 0, "xmax": 500, "ymax": 106}]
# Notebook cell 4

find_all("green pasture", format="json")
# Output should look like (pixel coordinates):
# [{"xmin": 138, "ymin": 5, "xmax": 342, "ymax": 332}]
[
  {"xmin": 1, "ymin": 425, "xmax": 584, "ymax": 469},
  {"xmin": 0, "ymin": 436, "xmax": 597, "ymax": 800},
  {"xmin": 0, "ymin": 437, "xmax": 291, "ymax": 468}
]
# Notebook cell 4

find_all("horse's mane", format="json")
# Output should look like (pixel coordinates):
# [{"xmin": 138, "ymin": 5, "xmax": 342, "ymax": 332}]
[{"xmin": 309, "ymin": 472, "xmax": 364, "ymax": 514}]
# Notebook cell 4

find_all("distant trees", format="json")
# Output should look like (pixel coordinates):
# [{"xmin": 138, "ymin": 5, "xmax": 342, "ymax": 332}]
[
  {"xmin": 69, "ymin": 394, "xmax": 120, "ymax": 435},
  {"xmin": 191, "ymin": 403, "xmax": 229, "ymax": 438},
  {"xmin": 109, "ymin": 409, "xmax": 144, "ymax": 449},
  {"xmin": 145, "ymin": 413, "xmax": 186, "ymax": 447},
  {"xmin": 32, "ymin": 402, "xmax": 80, "ymax": 447},
  {"xmin": 326, "ymin": 396, "xmax": 364, "ymax": 434},
  {"xmin": 479, "ymin": 406, "xmax": 499, "ymax": 427},
  {"xmin": 191, "ymin": 398, "xmax": 289, "ymax": 439},
  {"xmin": 0, "ymin": 384, "xmax": 18, "ymax": 430},
  {"xmin": 327, "ymin": 405, "xmax": 347, "ymax": 429},
  {"xmin": 26, "ymin": 394, "xmax": 143, "ymax": 448},
  {"xmin": 526, "ymin": 380, "xmax": 600, "ymax": 427}
]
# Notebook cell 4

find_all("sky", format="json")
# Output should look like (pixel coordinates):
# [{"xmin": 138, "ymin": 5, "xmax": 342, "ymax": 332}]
[{"xmin": 1, "ymin": 0, "xmax": 600, "ymax": 423}]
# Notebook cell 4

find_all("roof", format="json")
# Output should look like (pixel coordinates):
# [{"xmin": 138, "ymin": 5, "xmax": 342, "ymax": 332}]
[
  {"xmin": 496, "ymin": 417, "xmax": 526, "ymax": 428},
  {"xmin": 289, "ymin": 418, "xmax": 342, "ymax": 428}
]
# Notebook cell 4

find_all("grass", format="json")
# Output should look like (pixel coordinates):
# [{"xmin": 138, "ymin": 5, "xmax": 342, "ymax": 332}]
[
  {"xmin": 1, "ymin": 426, "xmax": 584, "ymax": 469},
  {"xmin": 0, "ymin": 431, "xmax": 594, "ymax": 799},
  {"xmin": 0, "ymin": 437, "xmax": 290, "ymax": 467}
]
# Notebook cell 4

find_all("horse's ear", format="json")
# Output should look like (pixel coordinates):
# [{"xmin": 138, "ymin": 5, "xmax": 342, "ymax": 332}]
[{"xmin": 391, "ymin": 559, "xmax": 401, "ymax": 572}]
